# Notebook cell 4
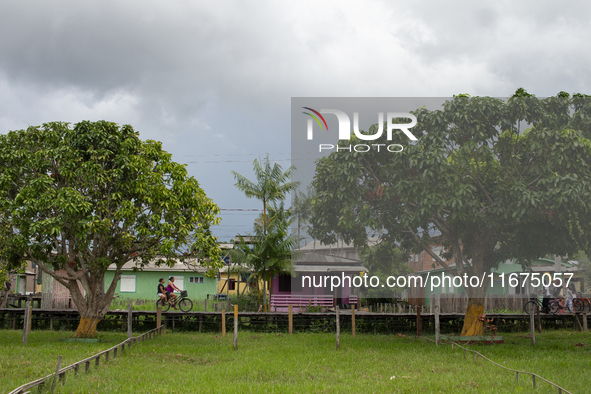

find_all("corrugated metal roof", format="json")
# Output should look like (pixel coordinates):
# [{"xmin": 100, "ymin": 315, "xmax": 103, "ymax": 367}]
[
  {"xmin": 292, "ymin": 252, "xmax": 367, "ymax": 273},
  {"xmin": 107, "ymin": 257, "xmax": 209, "ymax": 273}
]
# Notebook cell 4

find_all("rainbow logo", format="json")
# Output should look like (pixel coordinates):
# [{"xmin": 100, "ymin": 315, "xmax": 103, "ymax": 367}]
[{"xmin": 303, "ymin": 107, "xmax": 329, "ymax": 140}]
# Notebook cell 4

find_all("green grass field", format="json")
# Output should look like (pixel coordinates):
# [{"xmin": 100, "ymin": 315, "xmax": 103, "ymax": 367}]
[{"xmin": 2, "ymin": 329, "xmax": 590, "ymax": 393}]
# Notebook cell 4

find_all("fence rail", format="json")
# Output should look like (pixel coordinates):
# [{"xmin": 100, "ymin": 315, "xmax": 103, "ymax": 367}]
[
  {"xmin": 8, "ymin": 325, "xmax": 165, "ymax": 394},
  {"xmin": 419, "ymin": 336, "xmax": 572, "ymax": 394}
]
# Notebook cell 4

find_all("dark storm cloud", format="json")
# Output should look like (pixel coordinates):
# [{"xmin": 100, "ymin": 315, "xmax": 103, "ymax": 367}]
[{"xmin": 1, "ymin": 0, "xmax": 590, "ymax": 239}]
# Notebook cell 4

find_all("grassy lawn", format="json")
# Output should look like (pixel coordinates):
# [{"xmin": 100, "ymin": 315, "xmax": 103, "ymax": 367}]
[
  {"xmin": 3, "ymin": 329, "xmax": 590, "ymax": 393},
  {"xmin": 0, "ymin": 330, "xmax": 130, "ymax": 390}
]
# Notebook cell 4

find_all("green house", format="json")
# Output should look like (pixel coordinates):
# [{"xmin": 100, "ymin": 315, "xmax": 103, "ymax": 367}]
[{"xmin": 104, "ymin": 258, "xmax": 217, "ymax": 301}]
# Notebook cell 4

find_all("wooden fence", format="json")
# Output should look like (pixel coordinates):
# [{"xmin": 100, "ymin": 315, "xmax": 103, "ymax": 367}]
[
  {"xmin": 430, "ymin": 294, "xmax": 529, "ymax": 314},
  {"xmin": 8, "ymin": 325, "xmax": 165, "ymax": 394}
]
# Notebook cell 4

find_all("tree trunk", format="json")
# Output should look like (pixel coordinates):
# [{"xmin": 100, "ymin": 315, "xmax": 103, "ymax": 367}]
[
  {"xmin": 0, "ymin": 291, "xmax": 8, "ymax": 308},
  {"xmin": 261, "ymin": 275, "xmax": 267, "ymax": 312},
  {"xmin": 73, "ymin": 316, "xmax": 101, "ymax": 338},
  {"xmin": 460, "ymin": 296, "xmax": 485, "ymax": 336},
  {"xmin": 268, "ymin": 273, "xmax": 273, "ymax": 312}
]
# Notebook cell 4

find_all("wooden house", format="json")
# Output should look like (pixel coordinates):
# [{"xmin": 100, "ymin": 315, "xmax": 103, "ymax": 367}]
[{"xmin": 270, "ymin": 252, "xmax": 368, "ymax": 312}]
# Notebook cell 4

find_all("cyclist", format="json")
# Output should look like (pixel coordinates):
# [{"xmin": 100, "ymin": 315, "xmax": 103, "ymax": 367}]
[
  {"xmin": 166, "ymin": 277, "xmax": 181, "ymax": 310},
  {"xmin": 157, "ymin": 278, "xmax": 168, "ymax": 306}
]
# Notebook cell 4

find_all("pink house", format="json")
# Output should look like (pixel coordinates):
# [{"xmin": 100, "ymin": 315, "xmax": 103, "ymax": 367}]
[{"xmin": 270, "ymin": 252, "xmax": 368, "ymax": 312}]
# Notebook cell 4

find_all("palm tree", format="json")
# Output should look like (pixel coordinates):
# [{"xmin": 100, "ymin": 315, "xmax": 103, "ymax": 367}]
[
  {"xmin": 232, "ymin": 155, "xmax": 298, "ymax": 235},
  {"xmin": 232, "ymin": 155, "xmax": 299, "ymax": 310}
]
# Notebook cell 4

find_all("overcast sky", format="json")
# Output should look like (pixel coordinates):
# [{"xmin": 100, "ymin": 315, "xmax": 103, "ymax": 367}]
[{"xmin": 1, "ymin": 1, "xmax": 590, "ymax": 242}]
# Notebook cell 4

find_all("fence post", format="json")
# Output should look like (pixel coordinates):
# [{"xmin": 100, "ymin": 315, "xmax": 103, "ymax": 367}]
[
  {"xmin": 536, "ymin": 303, "xmax": 542, "ymax": 333},
  {"xmin": 156, "ymin": 306, "xmax": 162, "ymax": 330},
  {"xmin": 288, "ymin": 305, "xmax": 293, "ymax": 335},
  {"xmin": 435, "ymin": 294, "xmax": 440, "ymax": 346},
  {"xmin": 583, "ymin": 313, "xmax": 588, "ymax": 332},
  {"xmin": 127, "ymin": 298, "xmax": 132, "ymax": 339},
  {"xmin": 222, "ymin": 310, "xmax": 226, "ymax": 336},
  {"xmin": 50, "ymin": 355, "xmax": 62, "ymax": 393},
  {"xmin": 27, "ymin": 301, "xmax": 33, "ymax": 334},
  {"xmin": 336, "ymin": 306, "xmax": 340, "ymax": 350},
  {"xmin": 416, "ymin": 304, "xmax": 421, "ymax": 337},
  {"xmin": 204, "ymin": 299, "xmax": 207, "ymax": 312},
  {"xmin": 351, "ymin": 304, "xmax": 356, "ymax": 337},
  {"xmin": 233, "ymin": 305, "xmax": 238, "ymax": 350},
  {"xmin": 529, "ymin": 308, "xmax": 536, "ymax": 346},
  {"xmin": 22, "ymin": 300, "xmax": 30, "ymax": 345}
]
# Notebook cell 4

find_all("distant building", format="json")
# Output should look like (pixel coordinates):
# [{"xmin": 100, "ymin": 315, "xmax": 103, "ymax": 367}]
[{"xmin": 104, "ymin": 258, "xmax": 217, "ymax": 300}]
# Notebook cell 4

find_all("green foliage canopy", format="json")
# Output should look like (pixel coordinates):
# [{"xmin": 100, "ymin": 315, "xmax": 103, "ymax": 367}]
[
  {"xmin": 309, "ymin": 92, "xmax": 591, "ymax": 299},
  {"xmin": 0, "ymin": 121, "xmax": 221, "ymax": 333}
]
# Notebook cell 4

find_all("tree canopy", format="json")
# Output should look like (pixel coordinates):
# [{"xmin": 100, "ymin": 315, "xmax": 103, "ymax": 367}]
[
  {"xmin": 309, "ymin": 91, "xmax": 591, "ymax": 335},
  {"xmin": 0, "ymin": 121, "xmax": 221, "ymax": 337}
]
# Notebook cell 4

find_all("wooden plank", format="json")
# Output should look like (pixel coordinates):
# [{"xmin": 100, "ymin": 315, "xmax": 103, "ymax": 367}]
[
  {"xmin": 529, "ymin": 308, "xmax": 536, "ymax": 346},
  {"xmin": 336, "ymin": 306, "xmax": 340, "ymax": 350},
  {"xmin": 127, "ymin": 299, "xmax": 132, "ymax": 338},
  {"xmin": 222, "ymin": 310, "xmax": 226, "ymax": 336},
  {"xmin": 233, "ymin": 305, "xmax": 238, "ymax": 350},
  {"xmin": 351, "ymin": 305, "xmax": 356, "ymax": 337},
  {"xmin": 288, "ymin": 305, "xmax": 293, "ymax": 335},
  {"xmin": 416, "ymin": 305, "xmax": 421, "ymax": 337},
  {"xmin": 435, "ymin": 295, "xmax": 440, "ymax": 346},
  {"xmin": 22, "ymin": 300, "xmax": 30, "ymax": 345}
]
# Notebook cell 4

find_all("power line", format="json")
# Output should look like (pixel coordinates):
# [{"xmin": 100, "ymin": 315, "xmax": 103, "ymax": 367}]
[
  {"xmin": 181, "ymin": 152, "xmax": 291, "ymax": 157},
  {"xmin": 182, "ymin": 157, "xmax": 318, "ymax": 164}
]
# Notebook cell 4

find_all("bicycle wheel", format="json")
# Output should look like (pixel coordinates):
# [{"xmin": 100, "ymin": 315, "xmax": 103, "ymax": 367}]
[
  {"xmin": 573, "ymin": 299, "xmax": 584, "ymax": 313},
  {"xmin": 584, "ymin": 299, "xmax": 591, "ymax": 313},
  {"xmin": 178, "ymin": 298, "xmax": 193, "ymax": 312},
  {"xmin": 156, "ymin": 299, "xmax": 170, "ymax": 312},
  {"xmin": 549, "ymin": 300, "xmax": 560, "ymax": 315},
  {"xmin": 524, "ymin": 301, "xmax": 538, "ymax": 315}
]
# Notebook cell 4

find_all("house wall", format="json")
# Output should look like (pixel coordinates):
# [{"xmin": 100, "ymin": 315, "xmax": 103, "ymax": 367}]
[
  {"xmin": 216, "ymin": 272, "xmax": 261, "ymax": 296},
  {"xmin": 271, "ymin": 273, "xmax": 354, "ymax": 301},
  {"xmin": 104, "ymin": 270, "xmax": 216, "ymax": 300}
]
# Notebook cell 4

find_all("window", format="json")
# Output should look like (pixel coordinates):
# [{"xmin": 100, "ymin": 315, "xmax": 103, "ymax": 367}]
[
  {"xmin": 228, "ymin": 279, "xmax": 236, "ymax": 291},
  {"xmin": 120, "ymin": 275, "xmax": 136, "ymax": 292},
  {"xmin": 172, "ymin": 276, "xmax": 184, "ymax": 291},
  {"xmin": 278, "ymin": 275, "xmax": 292, "ymax": 292},
  {"xmin": 431, "ymin": 247, "xmax": 443, "ymax": 261},
  {"xmin": 189, "ymin": 277, "xmax": 204, "ymax": 284}
]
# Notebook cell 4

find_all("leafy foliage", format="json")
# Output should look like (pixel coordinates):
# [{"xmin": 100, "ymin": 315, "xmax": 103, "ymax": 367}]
[
  {"xmin": 232, "ymin": 155, "xmax": 300, "ymax": 309},
  {"xmin": 308, "ymin": 91, "xmax": 591, "ymax": 334},
  {"xmin": 0, "ymin": 121, "xmax": 221, "ymax": 336}
]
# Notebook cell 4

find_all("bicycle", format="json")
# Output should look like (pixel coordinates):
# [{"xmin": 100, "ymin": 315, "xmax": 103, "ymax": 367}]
[
  {"xmin": 155, "ymin": 290, "xmax": 193, "ymax": 312},
  {"xmin": 547, "ymin": 297, "xmax": 585, "ymax": 314},
  {"xmin": 523, "ymin": 295, "xmax": 542, "ymax": 315},
  {"xmin": 576, "ymin": 293, "xmax": 591, "ymax": 313},
  {"xmin": 523, "ymin": 294, "xmax": 578, "ymax": 315}
]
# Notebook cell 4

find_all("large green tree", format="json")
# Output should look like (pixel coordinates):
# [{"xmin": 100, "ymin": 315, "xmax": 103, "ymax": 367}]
[
  {"xmin": 0, "ymin": 121, "xmax": 221, "ymax": 337},
  {"xmin": 309, "ymin": 91, "xmax": 591, "ymax": 336}
]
